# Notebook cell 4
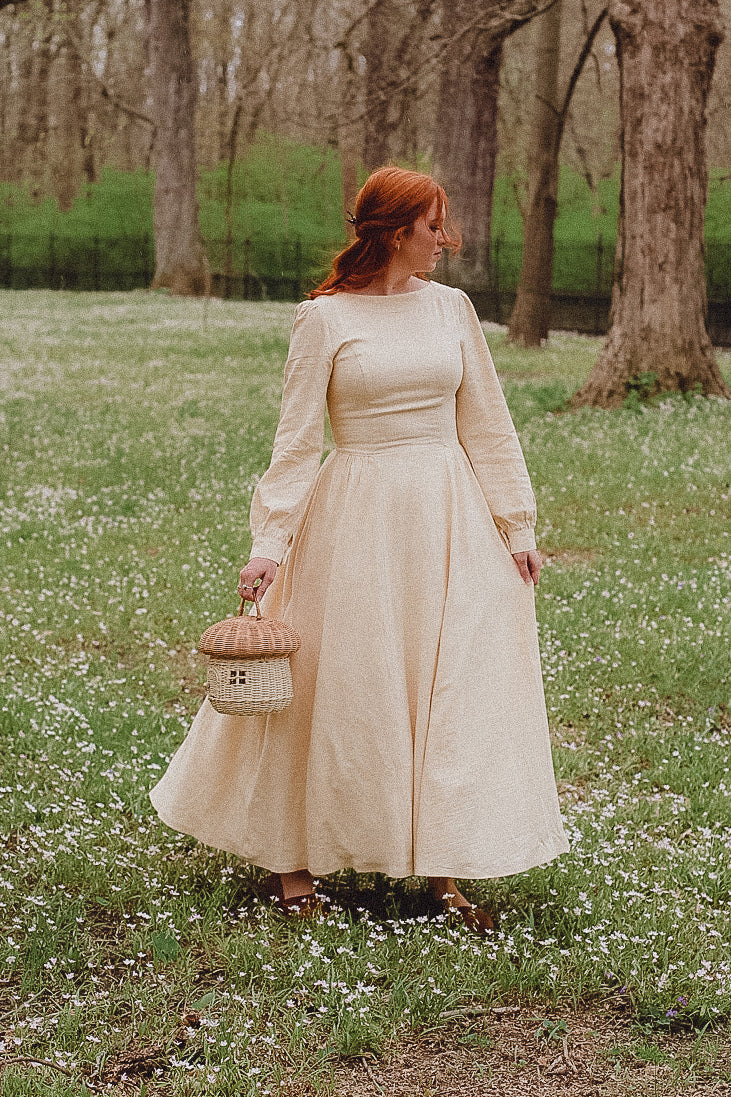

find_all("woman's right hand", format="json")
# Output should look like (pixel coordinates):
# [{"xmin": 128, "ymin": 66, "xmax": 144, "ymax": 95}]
[{"xmin": 238, "ymin": 558, "xmax": 278, "ymax": 601}]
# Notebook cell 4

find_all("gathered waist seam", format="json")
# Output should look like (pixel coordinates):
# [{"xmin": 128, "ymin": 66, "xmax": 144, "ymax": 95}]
[{"xmin": 335, "ymin": 439, "xmax": 459, "ymax": 455}]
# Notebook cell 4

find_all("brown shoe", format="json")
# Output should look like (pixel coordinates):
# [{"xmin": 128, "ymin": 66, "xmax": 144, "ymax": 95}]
[
  {"xmin": 431, "ymin": 891, "xmax": 495, "ymax": 936},
  {"xmin": 450, "ymin": 901, "xmax": 495, "ymax": 935},
  {"xmin": 258, "ymin": 874, "xmax": 329, "ymax": 919}
]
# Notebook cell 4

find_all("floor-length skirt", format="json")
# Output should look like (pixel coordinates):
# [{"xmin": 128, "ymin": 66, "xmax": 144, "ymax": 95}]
[{"xmin": 150, "ymin": 437, "xmax": 569, "ymax": 878}]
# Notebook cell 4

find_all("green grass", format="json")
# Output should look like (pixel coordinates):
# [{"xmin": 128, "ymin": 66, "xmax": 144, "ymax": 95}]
[
  {"xmin": 0, "ymin": 135, "xmax": 345, "ymax": 288},
  {"xmin": 494, "ymin": 165, "xmax": 731, "ymax": 245},
  {"xmin": 1, "ymin": 131, "xmax": 728, "ymax": 295},
  {"xmin": 0, "ymin": 291, "xmax": 730, "ymax": 1094}
]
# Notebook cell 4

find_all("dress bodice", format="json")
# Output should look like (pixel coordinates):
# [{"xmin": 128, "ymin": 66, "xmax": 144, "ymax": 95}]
[
  {"xmin": 248, "ymin": 281, "xmax": 538, "ymax": 563},
  {"xmin": 322, "ymin": 288, "xmax": 463, "ymax": 451}
]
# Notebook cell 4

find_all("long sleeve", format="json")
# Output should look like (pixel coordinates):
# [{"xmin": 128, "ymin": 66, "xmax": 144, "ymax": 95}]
[
  {"xmin": 455, "ymin": 290, "xmax": 537, "ymax": 554},
  {"xmin": 249, "ymin": 301, "xmax": 334, "ymax": 563}
]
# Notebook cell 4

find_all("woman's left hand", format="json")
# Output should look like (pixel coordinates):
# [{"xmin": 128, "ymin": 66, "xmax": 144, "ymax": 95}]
[
  {"xmin": 238, "ymin": 557, "xmax": 278, "ymax": 601},
  {"xmin": 512, "ymin": 549, "xmax": 542, "ymax": 586}
]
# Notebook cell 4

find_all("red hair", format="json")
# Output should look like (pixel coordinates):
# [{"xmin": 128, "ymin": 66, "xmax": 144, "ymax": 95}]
[{"xmin": 310, "ymin": 166, "xmax": 461, "ymax": 297}]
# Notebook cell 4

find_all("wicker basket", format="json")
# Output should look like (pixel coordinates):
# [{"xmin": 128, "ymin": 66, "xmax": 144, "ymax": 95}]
[{"xmin": 198, "ymin": 598, "xmax": 301, "ymax": 716}]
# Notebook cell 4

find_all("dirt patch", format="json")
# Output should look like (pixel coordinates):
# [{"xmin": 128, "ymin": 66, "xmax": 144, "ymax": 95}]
[
  {"xmin": 543, "ymin": 549, "xmax": 599, "ymax": 567},
  {"xmin": 101, "ymin": 1041, "xmax": 168, "ymax": 1084},
  {"xmin": 333, "ymin": 1005, "xmax": 731, "ymax": 1096}
]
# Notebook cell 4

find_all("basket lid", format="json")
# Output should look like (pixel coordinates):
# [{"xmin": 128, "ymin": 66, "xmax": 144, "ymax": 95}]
[{"xmin": 199, "ymin": 600, "xmax": 301, "ymax": 658}]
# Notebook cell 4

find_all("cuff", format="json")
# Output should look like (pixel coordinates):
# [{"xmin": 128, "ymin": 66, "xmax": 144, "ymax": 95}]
[
  {"xmin": 505, "ymin": 527, "xmax": 537, "ymax": 554},
  {"xmin": 249, "ymin": 536, "xmax": 288, "ymax": 565}
]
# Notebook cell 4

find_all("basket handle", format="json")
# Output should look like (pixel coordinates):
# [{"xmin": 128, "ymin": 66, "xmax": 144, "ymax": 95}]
[{"xmin": 238, "ymin": 597, "xmax": 262, "ymax": 620}]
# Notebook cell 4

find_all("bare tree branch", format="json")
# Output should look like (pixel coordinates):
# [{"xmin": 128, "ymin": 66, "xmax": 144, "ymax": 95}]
[
  {"xmin": 97, "ymin": 82, "xmax": 156, "ymax": 131},
  {"xmin": 324, "ymin": 0, "xmax": 560, "ymax": 133},
  {"xmin": 532, "ymin": 6, "xmax": 609, "ymax": 138},
  {"xmin": 557, "ymin": 5, "xmax": 608, "ymax": 138},
  {"xmin": 568, "ymin": 114, "xmax": 597, "ymax": 193},
  {"xmin": 0, "ymin": 1057, "xmax": 103, "ymax": 1093},
  {"xmin": 334, "ymin": 0, "xmax": 388, "ymax": 48},
  {"xmin": 58, "ymin": 14, "xmax": 156, "ymax": 133}
]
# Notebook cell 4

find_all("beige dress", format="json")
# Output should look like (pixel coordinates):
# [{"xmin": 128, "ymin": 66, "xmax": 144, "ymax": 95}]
[{"xmin": 150, "ymin": 281, "xmax": 569, "ymax": 878}]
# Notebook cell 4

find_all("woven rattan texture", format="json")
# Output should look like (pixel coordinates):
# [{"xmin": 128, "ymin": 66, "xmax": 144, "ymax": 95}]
[
  {"xmin": 207, "ymin": 655, "xmax": 294, "ymax": 715},
  {"xmin": 199, "ymin": 615, "xmax": 301, "ymax": 657}
]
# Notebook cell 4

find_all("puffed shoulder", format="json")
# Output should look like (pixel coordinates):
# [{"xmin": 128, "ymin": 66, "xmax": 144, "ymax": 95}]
[
  {"xmin": 293, "ymin": 297, "xmax": 318, "ymax": 317},
  {"xmin": 453, "ymin": 286, "xmax": 487, "ymax": 333},
  {"xmin": 453, "ymin": 285, "xmax": 477, "ymax": 312},
  {"xmin": 289, "ymin": 298, "xmax": 336, "ymax": 358},
  {"xmin": 425, "ymin": 281, "xmax": 469, "ymax": 300},
  {"xmin": 425, "ymin": 282, "xmax": 478, "ymax": 324},
  {"xmin": 292, "ymin": 296, "xmax": 338, "ymax": 327},
  {"xmin": 291, "ymin": 298, "xmax": 322, "ymax": 327},
  {"xmin": 294, "ymin": 294, "xmax": 343, "ymax": 315}
]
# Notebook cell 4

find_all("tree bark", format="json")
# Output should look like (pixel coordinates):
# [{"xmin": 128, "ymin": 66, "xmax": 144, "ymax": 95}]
[
  {"xmin": 507, "ymin": 0, "xmax": 563, "ymax": 345},
  {"xmin": 49, "ymin": 36, "xmax": 91, "ymax": 210},
  {"xmin": 340, "ymin": 136, "xmax": 359, "ymax": 241},
  {"xmin": 362, "ymin": 0, "xmax": 396, "ymax": 170},
  {"xmin": 573, "ymin": 0, "xmax": 729, "ymax": 407},
  {"xmin": 147, "ymin": 0, "xmax": 208, "ymax": 296},
  {"xmin": 14, "ymin": 2, "xmax": 54, "ymax": 191},
  {"xmin": 223, "ymin": 99, "xmax": 242, "ymax": 282},
  {"xmin": 433, "ymin": 1, "xmax": 504, "ymax": 283},
  {"xmin": 508, "ymin": 3, "xmax": 608, "ymax": 345}
]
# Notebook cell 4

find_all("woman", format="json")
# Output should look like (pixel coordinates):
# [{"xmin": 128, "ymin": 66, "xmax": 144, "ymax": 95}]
[{"xmin": 150, "ymin": 167, "xmax": 569, "ymax": 931}]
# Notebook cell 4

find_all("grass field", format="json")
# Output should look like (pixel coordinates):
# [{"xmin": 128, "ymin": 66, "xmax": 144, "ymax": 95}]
[
  {"xmin": 1, "ymin": 131, "xmax": 729, "ymax": 296},
  {"xmin": 0, "ymin": 290, "xmax": 730, "ymax": 1095},
  {"xmin": 2, "ymin": 136, "xmax": 729, "ymax": 247}
]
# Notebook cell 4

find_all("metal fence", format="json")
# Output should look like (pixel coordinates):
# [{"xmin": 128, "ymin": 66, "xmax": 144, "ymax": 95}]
[
  {"xmin": 1, "ymin": 231, "xmax": 729, "ymax": 343},
  {"xmin": 0, "ymin": 231, "xmax": 155, "ymax": 291},
  {"xmin": 0, "ymin": 232, "xmax": 312, "ymax": 298}
]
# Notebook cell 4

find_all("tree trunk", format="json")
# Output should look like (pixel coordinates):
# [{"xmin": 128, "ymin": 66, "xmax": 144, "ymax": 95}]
[
  {"xmin": 507, "ymin": 0, "xmax": 563, "ymax": 346},
  {"xmin": 340, "ymin": 136, "xmax": 359, "ymax": 241},
  {"xmin": 362, "ymin": 0, "xmax": 395, "ymax": 170},
  {"xmin": 212, "ymin": 0, "xmax": 234, "ymax": 165},
  {"xmin": 49, "ymin": 38, "xmax": 89, "ymax": 211},
  {"xmin": 147, "ymin": 0, "xmax": 208, "ymax": 296},
  {"xmin": 573, "ymin": 0, "xmax": 729, "ymax": 407},
  {"xmin": 433, "ymin": 1, "xmax": 504, "ymax": 283},
  {"xmin": 15, "ymin": 5, "xmax": 54, "ymax": 191},
  {"xmin": 223, "ymin": 100, "xmax": 242, "ymax": 282}
]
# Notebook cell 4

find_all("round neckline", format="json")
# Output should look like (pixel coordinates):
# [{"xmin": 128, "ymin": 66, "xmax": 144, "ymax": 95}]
[{"xmin": 340, "ymin": 280, "xmax": 435, "ymax": 300}]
